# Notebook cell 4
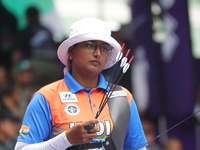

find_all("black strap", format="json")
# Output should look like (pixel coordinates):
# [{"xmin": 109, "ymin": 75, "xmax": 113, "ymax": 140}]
[{"xmin": 66, "ymin": 142, "xmax": 103, "ymax": 150}]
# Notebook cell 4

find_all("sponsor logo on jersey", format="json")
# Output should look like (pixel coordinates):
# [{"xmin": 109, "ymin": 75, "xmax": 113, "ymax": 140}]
[
  {"xmin": 65, "ymin": 103, "xmax": 80, "ymax": 116},
  {"xmin": 19, "ymin": 126, "xmax": 30, "ymax": 136},
  {"xmin": 109, "ymin": 90, "xmax": 126, "ymax": 98},
  {"xmin": 59, "ymin": 92, "xmax": 78, "ymax": 102}
]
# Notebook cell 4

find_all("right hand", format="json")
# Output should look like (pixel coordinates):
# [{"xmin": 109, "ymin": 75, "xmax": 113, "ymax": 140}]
[{"xmin": 65, "ymin": 119, "xmax": 99, "ymax": 145}]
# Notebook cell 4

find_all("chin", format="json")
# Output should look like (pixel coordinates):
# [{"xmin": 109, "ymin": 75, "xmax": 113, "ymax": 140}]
[{"xmin": 87, "ymin": 67, "xmax": 102, "ymax": 74}]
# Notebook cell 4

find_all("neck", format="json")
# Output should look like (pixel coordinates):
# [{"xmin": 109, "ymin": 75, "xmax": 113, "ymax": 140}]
[{"xmin": 70, "ymin": 69, "xmax": 99, "ymax": 89}]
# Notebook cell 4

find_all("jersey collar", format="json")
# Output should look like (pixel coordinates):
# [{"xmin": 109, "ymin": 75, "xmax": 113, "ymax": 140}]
[{"xmin": 64, "ymin": 70, "xmax": 109, "ymax": 93}]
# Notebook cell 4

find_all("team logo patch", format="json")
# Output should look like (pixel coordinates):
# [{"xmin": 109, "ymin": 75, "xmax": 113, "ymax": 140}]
[
  {"xmin": 65, "ymin": 103, "xmax": 80, "ymax": 116},
  {"xmin": 59, "ymin": 92, "xmax": 78, "ymax": 102},
  {"xmin": 19, "ymin": 126, "xmax": 30, "ymax": 136},
  {"xmin": 108, "ymin": 90, "xmax": 126, "ymax": 98}
]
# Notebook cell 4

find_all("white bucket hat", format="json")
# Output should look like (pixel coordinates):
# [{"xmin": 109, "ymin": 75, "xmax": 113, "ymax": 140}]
[{"xmin": 57, "ymin": 18, "xmax": 121, "ymax": 70}]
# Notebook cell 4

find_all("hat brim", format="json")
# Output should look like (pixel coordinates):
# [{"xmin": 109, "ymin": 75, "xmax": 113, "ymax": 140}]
[{"xmin": 57, "ymin": 33, "xmax": 121, "ymax": 70}]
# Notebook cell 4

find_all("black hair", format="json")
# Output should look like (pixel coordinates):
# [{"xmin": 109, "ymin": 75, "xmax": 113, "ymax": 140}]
[
  {"xmin": 67, "ymin": 44, "xmax": 78, "ymax": 70},
  {"xmin": 26, "ymin": 6, "xmax": 39, "ymax": 23},
  {"xmin": 0, "ymin": 110, "xmax": 20, "ymax": 122}
]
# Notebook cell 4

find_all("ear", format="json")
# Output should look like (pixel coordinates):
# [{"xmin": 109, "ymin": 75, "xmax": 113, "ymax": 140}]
[{"xmin": 68, "ymin": 46, "xmax": 74, "ymax": 59}]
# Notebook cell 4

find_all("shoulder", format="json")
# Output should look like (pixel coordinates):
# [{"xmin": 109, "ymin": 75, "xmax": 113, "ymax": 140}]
[
  {"xmin": 37, "ymin": 79, "xmax": 67, "ymax": 96},
  {"xmin": 111, "ymin": 85, "xmax": 133, "ymax": 105},
  {"xmin": 121, "ymin": 86, "xmax": 133, "ymax": 103}
]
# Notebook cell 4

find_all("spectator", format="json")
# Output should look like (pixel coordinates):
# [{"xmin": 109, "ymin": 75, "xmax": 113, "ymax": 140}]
[
  {"xmin": 0, "ymin": 65, "xmax": 10, "ymax": 93},
  {"xmin": 162, "ymin": 137, "xmax": 183, "ymax": 150},
  {"xmin": 11, "ymin": 59, "xmax": 36, "ymax": 119},
  {"xmin": 142, "ymin": 118, "xmax": 161, "ymax": 150},
  {"xmin": 0, "ymin": 110, "xmax": 20, "ymax": 150},
  {"xmin": 12, "ymin": 59, "xmax": 33, "ymax": 89},
  {"xmin": 15, "ymin": 6, "xmax": 62, "ymax": 88},
  {"xmin": 0, "ymin": 0, "xmax": 18, "ymax": 70},
  {"xmin": 0, "ymin": 85, "xmax": 20, "ymax": 116}
]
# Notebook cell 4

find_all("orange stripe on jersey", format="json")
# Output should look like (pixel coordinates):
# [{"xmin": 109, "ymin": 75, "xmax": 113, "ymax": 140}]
[
  {"xmin": 21, "ymin": 126, "xmax": 30, "ymax": 130},
  {"xmin": 37, "ymin": 79, "xmax": 114, "ymax": 139}
]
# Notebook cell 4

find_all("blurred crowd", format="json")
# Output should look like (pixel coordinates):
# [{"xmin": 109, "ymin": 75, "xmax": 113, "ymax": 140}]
[{"xmin": 0, "ymin": 2, "xmax": 64, "ymax": 149}]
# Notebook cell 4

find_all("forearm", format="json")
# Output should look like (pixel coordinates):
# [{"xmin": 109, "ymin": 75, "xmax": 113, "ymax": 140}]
[
  {"xmin": 137, "ymin": 147, "xmax": 146, "ymax": 150},
  {"xmin": 15, "ymin": 131, "xmax": 72, "ymax": 150}
]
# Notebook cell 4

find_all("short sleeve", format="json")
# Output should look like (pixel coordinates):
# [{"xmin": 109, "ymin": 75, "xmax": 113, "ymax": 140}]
[
  {"xmin": 17, "ymin": 93, "xmax": 52, "ymax": 144},
  {"xmin": 123, "ymin": 98, "xmax": 148, "ymax": 149}
]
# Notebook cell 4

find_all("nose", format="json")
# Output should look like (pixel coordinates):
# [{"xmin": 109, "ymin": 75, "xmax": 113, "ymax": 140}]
[{"xmin": 93, "ymin": 45, "xmax": 101, "ymax": 57}]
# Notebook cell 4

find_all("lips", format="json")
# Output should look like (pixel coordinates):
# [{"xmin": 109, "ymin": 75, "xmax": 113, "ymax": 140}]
[{"xmin": 90, "ymin": 60, "xmax": 101, "ymax": 66}]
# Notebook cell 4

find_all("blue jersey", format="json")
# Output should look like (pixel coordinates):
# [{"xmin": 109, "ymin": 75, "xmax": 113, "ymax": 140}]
[{"xmin": 17, "ymin": 70, "xmax": 147, "ymax": 149}]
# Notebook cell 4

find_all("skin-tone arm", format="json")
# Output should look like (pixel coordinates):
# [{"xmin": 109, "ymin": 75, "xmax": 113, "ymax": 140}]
[{"xmin": 15, "ymin": 119, "xmax": 99, "ymax": 150}]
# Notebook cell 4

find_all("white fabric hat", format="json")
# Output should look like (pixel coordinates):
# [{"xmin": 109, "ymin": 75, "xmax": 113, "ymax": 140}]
[{"xmin": 57, "ymin": 18, "xmax": 121, "ymax": 69}]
